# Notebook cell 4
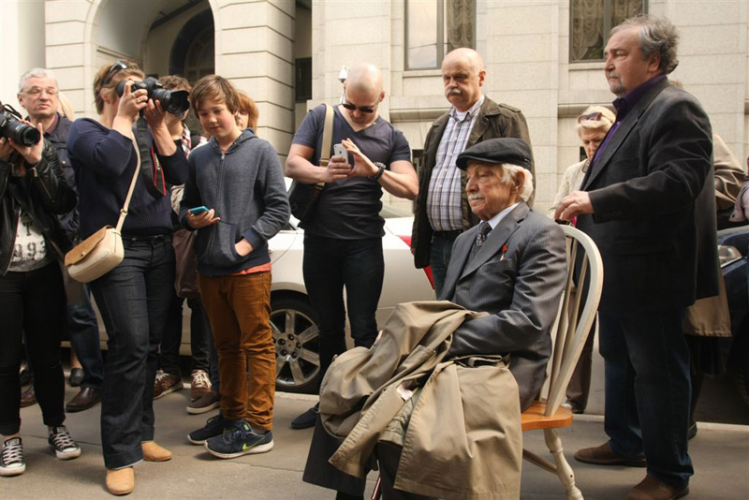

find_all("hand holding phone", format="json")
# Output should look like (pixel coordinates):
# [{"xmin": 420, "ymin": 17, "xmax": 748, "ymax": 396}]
[{"xmin": 189, "ymin": 206, "xmax": 209, "ymax": 215}]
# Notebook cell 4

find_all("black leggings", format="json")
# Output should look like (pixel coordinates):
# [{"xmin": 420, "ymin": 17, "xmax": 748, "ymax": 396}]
[{"xmin": 0, "ymin": 262, "xmax": 66, "ymax": 435}]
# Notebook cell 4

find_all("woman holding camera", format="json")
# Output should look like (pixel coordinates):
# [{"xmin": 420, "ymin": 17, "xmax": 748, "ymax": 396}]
[
  {"xmin": 0, "ymin": 117, "xmax": 80, "ymax": 476},
  {"xmin": 67, "ymin": 61, "xmax": 187, "ymax": 495}
]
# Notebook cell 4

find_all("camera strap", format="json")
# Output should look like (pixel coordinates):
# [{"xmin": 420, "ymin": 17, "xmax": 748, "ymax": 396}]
[{"xmin": 134, "ymin": 116, "xmax": 167, "ymax": 198}]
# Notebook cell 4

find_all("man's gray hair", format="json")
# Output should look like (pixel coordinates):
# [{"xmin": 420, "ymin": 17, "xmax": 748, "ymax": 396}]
[
  {"xmin": 611, "ymin": 15, "xmax": 679, "ymax": 74},
  {"xmin": 18, "ymin": 68, "xmax": 58, "ymax": 93},
  {"xmin": 499, "ymin": 164, "xmax": 534, "ymax": 203}
]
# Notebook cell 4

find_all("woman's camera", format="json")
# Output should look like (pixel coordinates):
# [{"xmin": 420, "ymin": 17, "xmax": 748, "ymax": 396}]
[{"xmin": 116, "ymin": 77, "xmax": 190, "ymax": 116}]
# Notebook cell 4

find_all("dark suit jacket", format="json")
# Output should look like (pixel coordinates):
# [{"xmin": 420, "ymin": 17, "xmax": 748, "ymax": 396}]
[
  {"xmin": 411, "ymin": 97, "xmax": 533, "ymax": 268},
  {"xmin": 441, "ymin": 203, "xmax": 567, "ymax": 410},
  {"xmin": 577, "ymin": 78, "xmax": 719, "ymax": 313}
]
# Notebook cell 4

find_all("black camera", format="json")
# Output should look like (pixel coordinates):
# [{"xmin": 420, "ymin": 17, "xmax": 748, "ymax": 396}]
[
  {"xmin": 0, "ymin": 104, "xmax": 41, "ymax": 147},
  {"xmin": 116, "ymin": 77, "xmax": 190, "ymax": 116}
]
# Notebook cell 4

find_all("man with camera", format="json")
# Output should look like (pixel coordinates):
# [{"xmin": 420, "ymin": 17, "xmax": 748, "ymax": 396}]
[{"xmin": 17, "ymin": 68, "xmax": 103, "ymax": 413}]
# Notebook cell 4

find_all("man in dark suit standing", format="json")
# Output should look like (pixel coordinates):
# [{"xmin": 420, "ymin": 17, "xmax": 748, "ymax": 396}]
[
  {"xmin": 411, "ymin": 48, "xmax": 533, "ymax": 297},
  {"xmin": 556, "ymin": 15, "xmax": 717, "ymax": 500}
]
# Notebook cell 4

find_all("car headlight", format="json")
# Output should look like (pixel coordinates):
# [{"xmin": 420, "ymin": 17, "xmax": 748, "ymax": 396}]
[{"xmin": 718, "ymin": 244, "xmax": 743, "ymax": 268}]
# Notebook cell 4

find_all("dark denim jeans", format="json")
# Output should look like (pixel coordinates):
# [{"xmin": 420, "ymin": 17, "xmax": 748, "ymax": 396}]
[
  {"xmin": 0, "ymin": 262, "xmax": 66, "ymax": 435},
  {"xmin": 430, "ymin": 233, "xmax": 458, "ymax": 299},
  {"xmin": 159, "ymin": 295, "xmax": 211, "ymax": 374},
  {"xmin": 598, "ymin": 308, "xmax": 693, "ymax": 489},
  {"xmin": 302, "ymin": 236, "xmax": 384, "ymax": 387},
  {"xmin": 67, "ymin": 283, "xmax": 104, "ymax": 388},
  {"xmin": 91, "ymin": 235, "xmax": 175, "ymax": 469}
]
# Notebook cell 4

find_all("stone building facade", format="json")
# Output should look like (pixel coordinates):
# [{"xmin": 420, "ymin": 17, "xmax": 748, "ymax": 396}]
[{"xmin": 1, "ymin": 0, "xmax": 747, "ymax": 213}]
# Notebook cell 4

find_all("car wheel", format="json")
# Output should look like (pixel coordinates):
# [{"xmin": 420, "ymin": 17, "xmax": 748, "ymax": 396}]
[{"xmin": 271, "ymin": 295, "xmax": 320, "ymax": 394}]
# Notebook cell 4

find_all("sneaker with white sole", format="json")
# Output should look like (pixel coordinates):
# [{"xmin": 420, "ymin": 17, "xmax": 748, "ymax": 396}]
[
  {"xmin": 153, "ymin": 369, "xmax": 184, "ymax": 399},
  {"xmin": 204, "ymin": 420, "xmax": 273, "ymax": 459},
  {"xmin": 48, "ymin": 426, "xmax": 81, "ymax": 460},
  {"xmin": 190, "ymin": 369, "xmax": 212, "ymax": 401},
  {"xmin": 0, "ymin": 437, "xmax": 25, "ymax": 476}
]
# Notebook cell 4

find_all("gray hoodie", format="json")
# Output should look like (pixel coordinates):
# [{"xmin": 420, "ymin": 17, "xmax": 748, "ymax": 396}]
[{"xmin": 179, "ymin": 129, "xmax": 290, "ymax": 276}]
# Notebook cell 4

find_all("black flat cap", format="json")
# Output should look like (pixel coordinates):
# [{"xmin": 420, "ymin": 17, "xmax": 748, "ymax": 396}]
[{"xmin": 456, "ymin": 137, "xmax": 532, "ymax": 171}]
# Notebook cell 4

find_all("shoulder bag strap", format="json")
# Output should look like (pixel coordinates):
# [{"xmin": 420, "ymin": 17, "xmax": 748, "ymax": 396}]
[
  {"xmin": 114, "ymin": 135, "xmax": 142, "ymax": 232},
  {"xmin": 319, "ymin": 104, "xmax": 335, "ymax": 168}
]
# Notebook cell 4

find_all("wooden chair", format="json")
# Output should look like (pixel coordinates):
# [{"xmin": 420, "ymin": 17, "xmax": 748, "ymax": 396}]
[{"xmin": 521, "ymin": 224, "xmax": 603, "ymax": 500}]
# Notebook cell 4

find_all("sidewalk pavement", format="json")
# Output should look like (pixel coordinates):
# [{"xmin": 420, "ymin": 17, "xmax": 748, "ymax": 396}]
[{"xmin": 3, "ymin": 390, "xmax": 748, "ymax": 500}]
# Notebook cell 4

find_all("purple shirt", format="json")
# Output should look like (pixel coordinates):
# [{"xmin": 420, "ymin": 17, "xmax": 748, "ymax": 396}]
[{"xmin": 589, "ymin": 74, "xmax": 667, "ymax": 170}]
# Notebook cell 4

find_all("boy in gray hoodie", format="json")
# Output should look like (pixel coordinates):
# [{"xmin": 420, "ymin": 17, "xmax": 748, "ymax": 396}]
[{"xmin": 179, "ymin": 75, "xmax": 290, "ymax": 459}]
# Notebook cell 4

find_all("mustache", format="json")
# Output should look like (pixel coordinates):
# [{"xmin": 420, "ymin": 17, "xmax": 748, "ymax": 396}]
[
  {"xmin": 468, "ymin": 194, "xmax": 484, "ymax": 201},
  {"xmin": 606, "ymin": 71, "xmax": 620, "ymax": 79},
  {"xmin": 446, "ymin": 88, "xmax": 462, "ymax": 97}
]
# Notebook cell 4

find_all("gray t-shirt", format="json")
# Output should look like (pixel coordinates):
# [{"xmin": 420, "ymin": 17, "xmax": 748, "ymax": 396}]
[{"xmin": 292, "ymin": 104, "xmax": 411, "ymax": 239}]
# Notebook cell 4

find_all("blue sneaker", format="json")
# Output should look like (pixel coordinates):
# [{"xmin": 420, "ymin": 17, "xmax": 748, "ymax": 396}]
[
  {"xmin": 187, "ymin": 414, "xmax": 232, "ymax": 445},
  {"xmin": 204, "ymin": 420, "xmax": 273, "ymax": 459}
]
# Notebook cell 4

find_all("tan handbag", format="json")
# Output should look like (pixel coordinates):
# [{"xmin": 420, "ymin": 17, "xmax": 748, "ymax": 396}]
[{"xmin": 65, "ymin": 135, "xmax": 141, "ymax": 283}]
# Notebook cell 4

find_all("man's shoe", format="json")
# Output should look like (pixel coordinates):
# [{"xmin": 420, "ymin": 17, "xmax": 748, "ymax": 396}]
[
  {"xmin": 66, "ymin": 387, "xmax": 101, "ymax": 413},
  {"xmin": 626, "ymin": 475, "xmax": 689, "ymax": 500},
  {"xmin": 48, "ymin": 426, "xmax": 81, "ymax": 460},
  {"xmin": 106, "ymin": 467, "xmax": 134, "ymax": 496},
  {"xmin": 68, "ymin": 368, "xmax": 84, "ymax": 387},
  {"xmin": 190, "ymin": 369, "xmax": 212, "ymax": 401},
  {"xmin": 187, "ymin": 391, "xmax": 220, "ymax": 415},
  {"xmin": 187, "ymin": 414, "xmax": 232, "ymax": 445},
  {"xmin": 574, "ymin": 442, "xmax": 646, "ymax": 467},
  {"xmin": 141, "ymin": 441, "xmax": 172, "ymax": 462},
  {"xmin": 204, "ymin": 420, "xmax": 273, "ymax": 459},
  {"xmin": 562, "ymin": 401, "xmax": 584, "ymax": 414},
  {"xmin": 0, "ymin": 437, "xmax": 25, "ymax": 477},
  {"xmin": 290, "ymin": 403, "xmax": 319, "ymax": 430},
  {"xmin": 153, "ymin": 370, "xmax": 184, "ymax": 399},
  {"xmin": 20, "ymin": 384, "xmax": 36, "ymax": 408}
]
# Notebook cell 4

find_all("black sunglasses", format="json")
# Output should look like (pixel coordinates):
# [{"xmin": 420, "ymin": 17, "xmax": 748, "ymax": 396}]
[
  {"xmin": 103, "ymin": 60, "xmax": 128, "ymax": 86},
  {"xmin": 341, "ymin": 102, "xmax": 377, "ymax": 114}
]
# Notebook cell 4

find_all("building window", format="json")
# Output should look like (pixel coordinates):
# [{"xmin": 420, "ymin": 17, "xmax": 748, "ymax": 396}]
[
  {"xmin": 295, "ymin": 57, "xmax": 312, "ymax": 103},
  {"xmin": 570, "ymin": 0, "xmax": 646, "ymax": 62},
  {"xmin": 405, "ymin": 0, "xmax": 475, "ymax": 70}
]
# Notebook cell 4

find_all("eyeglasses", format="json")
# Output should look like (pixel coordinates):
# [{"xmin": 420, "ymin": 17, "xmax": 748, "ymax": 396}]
[
  {"xmin": 24, "ymin": 87, "xmax": 58, "ymax": 97},
  {"xmin": 341, "ymin": 101, "xmax": 378, "ymax": 114},
  {"xmin": 577, "ymin": 112, "xmax": 604, "ymax": 123},
  {"xmin": 103, "ymin": 60, "xmax": 129, "ymax": 87}
]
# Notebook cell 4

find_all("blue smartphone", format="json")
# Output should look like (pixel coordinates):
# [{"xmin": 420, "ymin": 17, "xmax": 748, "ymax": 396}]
[{"xmin": 189, "ymin": 206, "xmax": 209, "ymax": 215}]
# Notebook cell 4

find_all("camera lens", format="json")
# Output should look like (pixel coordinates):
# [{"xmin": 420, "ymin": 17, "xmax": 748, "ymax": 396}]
[
  {"xmin": 153, "ymin": 88, "xmax": 190, "ymax": 116},
  {"xmin": 0, "ymin": 116, "xmax": 41, "ymax": 147}
]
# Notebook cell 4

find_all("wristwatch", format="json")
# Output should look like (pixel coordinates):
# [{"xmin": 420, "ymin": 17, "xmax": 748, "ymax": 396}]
[{"xmin": 369, "ymin": 162, "xmax": 386, "ymax": 181}]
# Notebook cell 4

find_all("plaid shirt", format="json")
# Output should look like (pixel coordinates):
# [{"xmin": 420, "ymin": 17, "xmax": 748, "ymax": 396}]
[{"xmin": 426, "ymin": 95, "xmax": 484, "ymax": 232}]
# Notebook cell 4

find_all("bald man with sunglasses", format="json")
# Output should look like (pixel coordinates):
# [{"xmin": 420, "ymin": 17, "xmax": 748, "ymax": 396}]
[{"xmin": 285, "ymin": 63, "xmax": 418, "ymax": 431}]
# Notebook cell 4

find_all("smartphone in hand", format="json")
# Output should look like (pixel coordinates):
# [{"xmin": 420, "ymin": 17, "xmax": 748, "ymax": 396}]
[
  {"xmin": 189, "ymin": 206, "xmax": 209, "ymax": 215},
  {"xmin": 334, "ymin": 143, "xmax": 352, "ymax": 168}
]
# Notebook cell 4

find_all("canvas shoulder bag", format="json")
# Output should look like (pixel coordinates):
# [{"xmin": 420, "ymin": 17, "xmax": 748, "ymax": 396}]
[
  {"xmin": 64, "ymin": 135, "xmax": 141, "ymax": 283},
  {"xmin": 288, "ymin": 104, "xmax": 335, "ymax": 221}
]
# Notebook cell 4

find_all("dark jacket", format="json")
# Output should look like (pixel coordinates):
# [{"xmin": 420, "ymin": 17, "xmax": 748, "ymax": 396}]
[
  {"xmin": 411, "ymin": 97, "xmax": 534, "ymax": 268},
  {"xmin": 577, "ymin": 78, "xmax": 719, "ymax": 312},
  {"xmin": 45, "ymin": 114, "xmax": 79, "ymax": 239},
  {"xmin": 0, "ymin": 141, "xmax": 77, "ymax": 275}
]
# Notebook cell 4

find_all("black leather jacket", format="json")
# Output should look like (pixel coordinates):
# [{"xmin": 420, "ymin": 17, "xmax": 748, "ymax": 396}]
[{"xmin": 0, "ymin": 141, "xmax": 76, "ymax": 275}]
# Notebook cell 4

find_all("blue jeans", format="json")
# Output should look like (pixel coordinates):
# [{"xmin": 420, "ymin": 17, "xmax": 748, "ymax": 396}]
[
  {"xmin": 67, "ymin": 283, "xmax": 104, "ymax": 388},
  {"xmin": 302, "ymin": 236, "xmax": 384, "ymax": 388},
  {"xmin": 598, "ymin": 309, "xmax": 693, "ymax": 489},
  {"xmin": 91, "ymin": 235, "xmax": 175, "ymax": 470},
  {"xmin": 159, "ymin": 295, "xmax": 211, "ymax": 374},
  {"xmin": 430, "ymin": 233, "xmax": 458, "ymax": 299}
]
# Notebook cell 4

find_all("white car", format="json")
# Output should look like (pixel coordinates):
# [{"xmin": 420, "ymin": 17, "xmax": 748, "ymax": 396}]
[{"xmin": 266, "ymin": 205, "xmax": 436, "ymax": 393}]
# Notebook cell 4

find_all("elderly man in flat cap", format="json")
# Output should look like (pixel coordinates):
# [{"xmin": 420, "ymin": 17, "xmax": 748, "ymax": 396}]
[
  {"xmin": 442, "ymin": 137, "xmax": 567, "ymax": 412},
  {"xmin": 302, "ymin": 138, "xmax": 567, "ymax": 500}
]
